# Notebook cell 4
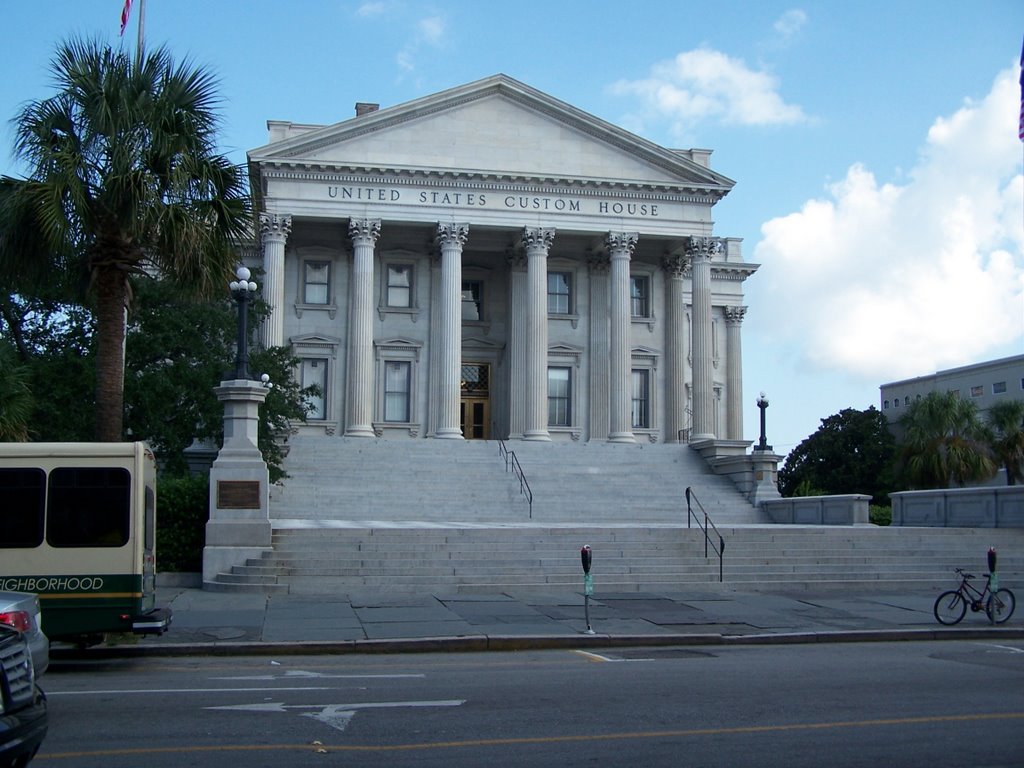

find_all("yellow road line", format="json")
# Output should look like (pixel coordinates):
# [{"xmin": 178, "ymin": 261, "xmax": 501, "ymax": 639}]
[{"xmin": 36, "ymin": 711, "xmax": 1024, "ymax": 759}]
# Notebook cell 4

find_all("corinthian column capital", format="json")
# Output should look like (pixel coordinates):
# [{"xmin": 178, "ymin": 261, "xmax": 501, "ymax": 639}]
[
  {"xmin": 686, "ymin": 235, "xmax": 723, "ymax": 261},
  {"xmin": 259, "ymin": 213, "xmax": 292, "ymax": 241},
  {"xmin": 436, "ymin": 222, "xmax": 470, "ymax": 248},
  {"xmin": 349, "ymin": 218, "xmax": 381, "ymax": 245},
  {"xmin": 522, "ymin": 227, "xmax": 555, "ymax": 253},
  {"xmin": 724, "ymin": 305, "xmax": 748, "ymax": 325},
  {"xmin": 662, "ymin": 253, "xmax": 689, "ymax": 279},
  {"xmin": 605, "ymin": 231, "xmax": 639, "ymax": 258}
]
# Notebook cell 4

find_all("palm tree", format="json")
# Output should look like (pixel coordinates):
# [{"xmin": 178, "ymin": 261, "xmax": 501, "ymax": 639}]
[
  {"xmin": 0, "ymin": 39, "xmax": 251, "ymax": 441},
  {"xmin": 897, "ymin": 390, "xmax": 996, "ymax": 489},
  {"xmin": 986, "ymin": 399, "xmax": 1024, "ymax": 486}
]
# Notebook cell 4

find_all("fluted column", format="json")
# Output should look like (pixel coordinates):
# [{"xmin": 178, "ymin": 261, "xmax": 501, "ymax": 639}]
[
  {"xmin": 345, "ymin": 219, "xmax": 380, "ymax": 438},
  {"xmin": 523, "ymin": 227, "xmax": 555, "ymax": 441},
  {"xmin": 259, "ymin": 213, "xmax": 291, "ymax": 348},
  {"xmin": 688, "ymin": 236, "xmax": 720, "ymax": 440},
  {"xmin": 507, "ymin": 249, "xmax": 529, "ymax": 439},
  {"xmin": 435, "ymin": 223, "xmax": 469, "ymax": 439},
  {"xmin": 587, "ymin": 251, "xmax": 611, "ymax": 442},
  {"xmin": 663, "ymin": 253, "xmax": 689, "ymax": 443},
  {"xmin": 724, "ymin": 306, "xmax": 747, "ymax": 440},
  {"xmin": 607, "ymin": 232, "xmax": 638, "ymax": 443}
]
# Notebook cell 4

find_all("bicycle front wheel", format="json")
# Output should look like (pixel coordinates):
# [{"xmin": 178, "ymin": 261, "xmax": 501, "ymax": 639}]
[
  {"xmin": 934, "ymin": 590, "xmax": 966, "ymax": 625},
  {"xmin": 986, "ymin": 588, "xmax": 1016, "ymax": 624}
]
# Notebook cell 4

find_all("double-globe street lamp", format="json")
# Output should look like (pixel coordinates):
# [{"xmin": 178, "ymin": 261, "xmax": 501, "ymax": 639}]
[
  {"xmin": 229, "ymin": 266, "xmax": 275, "ymax": 389},
  {"xmin": 229, "ymin": 266, "xmax": 258, "ymax": 380}
]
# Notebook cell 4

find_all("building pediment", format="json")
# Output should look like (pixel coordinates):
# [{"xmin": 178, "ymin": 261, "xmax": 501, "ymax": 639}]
[{"xmin": 249, "ymin": 74, "xmax": 733, "ymax": 196}]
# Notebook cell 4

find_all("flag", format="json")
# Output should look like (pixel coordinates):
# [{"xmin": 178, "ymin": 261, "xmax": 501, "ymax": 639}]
[
  {"xmin": 120, "ymin": 0, "xmax": 132, "ymax": 37},
  {"xmin": 1019, "ymin": 36, "xmax": 1024, "ymax": 142}
]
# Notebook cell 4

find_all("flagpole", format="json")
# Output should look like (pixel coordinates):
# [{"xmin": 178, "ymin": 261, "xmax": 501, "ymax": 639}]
[{"xmin": 135, "ymin": 0, "xmax": 146, "ymax": 68}]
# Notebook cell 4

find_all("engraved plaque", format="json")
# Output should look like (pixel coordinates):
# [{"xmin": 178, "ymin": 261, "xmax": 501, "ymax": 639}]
[{"xmin": 218, "ymin": 480, "xmax": 261, "ymax": 509}]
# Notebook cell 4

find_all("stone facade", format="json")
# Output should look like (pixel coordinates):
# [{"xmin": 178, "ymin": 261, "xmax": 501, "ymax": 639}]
[{"xmin": 246, "ymin": 74, "xmax": 758, "ymax": 443}]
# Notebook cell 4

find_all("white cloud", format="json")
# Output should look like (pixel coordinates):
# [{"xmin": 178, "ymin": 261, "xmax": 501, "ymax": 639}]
[
  {"xmin": 356, "ymin": 2, "xmax": 387, "ymax": 18},
  {"xmin": 396, "ymin": 13, "xmax": 447, "ymax": 76},
  {"xmin": 611, "ymin": 48, "xmax": 807, "ymax": 136},
  {"xmin": 753, "ymin": 66, "xmax": 1024, "ymax": 381},
  {"xmin": 773, "ymin": 9, "xmax": 808, "ymax": 41}
]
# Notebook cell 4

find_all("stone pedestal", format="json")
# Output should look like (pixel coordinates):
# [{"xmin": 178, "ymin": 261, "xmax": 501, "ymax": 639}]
[{"xmin": 202, "ymin": 379, "xmax": 272, "ymax": 583}]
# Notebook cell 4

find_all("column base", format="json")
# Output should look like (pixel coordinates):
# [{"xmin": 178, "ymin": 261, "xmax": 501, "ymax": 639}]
[
  {"xmin": 523, "ymin": 429, "xmax": 551, "ymax": 441},
  {"xmin": 608, "ymin": 431, "xmax": 637, "ymax": 444},
  {"xmin": 435, "ymin": 428, "xmax": 465, "ymax": 439},
  {"xmin": 345, "ymin": 425, "xmax": 376, "ymax": 438}
]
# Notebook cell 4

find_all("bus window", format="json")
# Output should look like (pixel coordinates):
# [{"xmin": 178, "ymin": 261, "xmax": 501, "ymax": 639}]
[
  {"xmin": 144, "ymin": 486, "xmax": 156, "ymax": 551},
  {"xmin": 46, "ymin": 467, "xmax": 131, "ymax": 548},
  {"xmin": 0, "ymin": 468, "xmax": 45, "ymax": 547}
]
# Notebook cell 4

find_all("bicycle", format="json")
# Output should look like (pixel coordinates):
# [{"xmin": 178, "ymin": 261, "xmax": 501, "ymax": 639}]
[{"xmin": 933, "ymin": 568, "xmax": 1015, "ymax": 625}]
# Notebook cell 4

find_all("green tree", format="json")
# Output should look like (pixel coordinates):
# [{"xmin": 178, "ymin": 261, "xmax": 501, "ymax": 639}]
[
  {"xmin": 779, "ymin": 407, "xmax": 895, "ymax": 505},
  {"xmin": 0, "ymin": 345, "xmax": 33, "ymax": 440},
  {"xmin": 897, "ymin": 391, "xmax": 996, "ymax": 489},
  {"xmin": 0, "ymin": 38, "xmax": 250, "ymax": 441},
  {"xmin": 985, "ymin": 399, "xmax": 1024, "ymax": 486}
]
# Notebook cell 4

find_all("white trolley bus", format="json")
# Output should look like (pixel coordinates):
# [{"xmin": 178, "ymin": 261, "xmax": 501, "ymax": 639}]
[{"xmin": 0, "ymin": 442, "xmax": 171, "ymax": 644}]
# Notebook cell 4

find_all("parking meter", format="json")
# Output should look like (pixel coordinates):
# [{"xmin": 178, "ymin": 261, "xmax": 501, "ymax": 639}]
[
  {"xmin": 580, "ymin": 545, "xmax": 594, "ymax": 634},
  {"xmin": 988, "ymin": 547, "xmax": 998, "ymax": 591}
]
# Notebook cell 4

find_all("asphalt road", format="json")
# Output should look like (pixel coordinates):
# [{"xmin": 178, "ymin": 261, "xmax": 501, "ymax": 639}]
[{"xmin": 36, "ymin": 640, "xmax": 1024, "ymax": 767}]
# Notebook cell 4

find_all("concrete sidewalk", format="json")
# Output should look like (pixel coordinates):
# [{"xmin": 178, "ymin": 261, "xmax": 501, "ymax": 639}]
[{"xmin": 51, "ymin": 585, "xmax": 1024, "ymax": 659}]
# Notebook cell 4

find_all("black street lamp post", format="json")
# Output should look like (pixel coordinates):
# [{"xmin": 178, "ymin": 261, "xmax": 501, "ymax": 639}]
[
  {"xmin": 755, "ymin": 391, "xmax": 772, "ymax": 452},
  {"xmin": 230, "ymin": 266, "xmax": 258, "ymax": 380}
]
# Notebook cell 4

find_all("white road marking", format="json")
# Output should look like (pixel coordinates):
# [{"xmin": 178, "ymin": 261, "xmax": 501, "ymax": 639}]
[
  {"xmin": 205, "ymin": 699, "xmax": 467, "ymax": 734},
  {"xmin": 976, "ymin": 643, "xmax": 1024, "ymax": 653},
  {"xmin": 47, "ymin": 686, "xmax": 330, "ymax": 696},
  {"xmin": 211, "ymin": 672, "xmax": 425, "ymax": 681}
]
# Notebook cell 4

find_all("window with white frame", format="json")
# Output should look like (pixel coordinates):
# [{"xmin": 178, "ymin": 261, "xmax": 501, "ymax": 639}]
[
  {"xmin": 630, "ymin": 275, "xmax": 650, "ymax": 318},
  {"xmin": 547, "ymin": 272, "xmax": 572, "ymax": 315},
  {"xmin": 386, "ymin": 264, "xmax": 413, "ymax": 308},
  {"xmin": 462, "ymin": 280, "xmax": 483, "ymax": 321},
  {"xmin": 631, "ymin": 368, "xmax": 650, "ymax": 428},
  {"xmin": 993, "ymin": 381, "xmax": 1007, "ymax": 394},
  {"xmin": 548, "ymin": 367, "xmax": 572, "ymax": 427},
  {"xmin": 303, "ymin": 261, "xmax": 330, "ymax": 305},
  {"xmin": 300, "ymin": 358, "xmax": 328, "ymax": 420},
  {"xmin": 383, "ymin": 360, "xmax": 411, "ymax": 422}
]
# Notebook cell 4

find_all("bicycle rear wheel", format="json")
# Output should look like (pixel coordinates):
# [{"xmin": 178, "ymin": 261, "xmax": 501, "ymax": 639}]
[
  {"xmin": 985, "ymin": 588, "xmax": 1015, "ymax": 624},
  {"xmin": 934, "ymin": 590, "xmax": 966, "ymax": 625}
]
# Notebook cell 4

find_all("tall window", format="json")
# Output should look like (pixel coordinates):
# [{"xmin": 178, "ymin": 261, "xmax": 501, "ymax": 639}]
[
  {"xmin": 303, "ymin": 261, "xmax": 330, "ymax": 304},
  {"xmin": 462, "ymin": 280, "xmax": 483, "ymax": 320},
  {"xmin": 630, "ymin": 275, "xmax": 650, "ymax": 318},
  {"xmin": 631, "ymin": 369, "xmax": 650, "ymax": 428},
  {"xmin": 384, "ymin": 361, "xmax": 411, "ymax": 422},
  {"xmin": 548, "ymin": 367, "xmax": 572, "ymax": 427},
  {"xmin": 301, "ymin": 358, "xmax": 327, "ymax": 420},
  {"xmin": 386, "ymin": 264, "xmax": 412, "ymax": 307},
  {"xmin": 547, "ymin": 272, "xmax": 572, "ymax": 315}
]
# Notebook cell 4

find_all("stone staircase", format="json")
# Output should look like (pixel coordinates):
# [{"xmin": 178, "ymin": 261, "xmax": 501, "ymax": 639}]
[{"xmin": 204, "ymin": 436, "xmax": 1024, "ymax": 594}]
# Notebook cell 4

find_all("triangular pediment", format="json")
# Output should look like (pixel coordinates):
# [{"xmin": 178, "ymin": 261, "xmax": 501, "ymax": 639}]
[{"xmin": 249, "ymin": 75, "xmax": 732, "ymax": 193}]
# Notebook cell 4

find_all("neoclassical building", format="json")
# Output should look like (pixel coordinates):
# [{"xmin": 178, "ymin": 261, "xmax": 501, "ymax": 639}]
[{"xmin": 246, "ymin": 74, "xmax": 758, "ymax": 444}]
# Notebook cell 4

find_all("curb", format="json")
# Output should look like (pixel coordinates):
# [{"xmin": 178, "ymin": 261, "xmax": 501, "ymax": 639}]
[{"xmin": 49, "ymin": 626, "xmax": 1024, "ymax": 660}]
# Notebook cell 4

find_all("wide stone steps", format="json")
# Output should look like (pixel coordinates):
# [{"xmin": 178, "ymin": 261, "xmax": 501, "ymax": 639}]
[{"xmin": 205, "ymin": 524, "xmax": 1024, "ymax": 594}]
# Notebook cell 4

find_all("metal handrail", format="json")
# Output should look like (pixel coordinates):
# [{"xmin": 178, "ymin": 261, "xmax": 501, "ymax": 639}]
[
  {"xmin": 497, "ymin": 436, "xmax": 533, "ymax": 518},
  {"xmin": 685, "ymin": 486, "xmax": 724, "ymax": 582}
]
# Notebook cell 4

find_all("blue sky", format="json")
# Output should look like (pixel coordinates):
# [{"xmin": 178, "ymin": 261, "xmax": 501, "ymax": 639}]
[{"xmin": 2, "ymin": 0, "xmax": 1022, "ymax": 456}]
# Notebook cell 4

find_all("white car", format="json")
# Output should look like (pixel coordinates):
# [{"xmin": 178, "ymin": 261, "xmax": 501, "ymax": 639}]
[{"xmin": 0, "ymin": 592, "xmax": 49, "ymax": 676}]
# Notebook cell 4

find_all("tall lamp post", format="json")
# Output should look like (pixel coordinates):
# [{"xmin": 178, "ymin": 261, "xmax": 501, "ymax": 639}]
[
  {"xmin": 229, "ymin": 266, "xmax": 258, "ymax": 380},
  {"xmin": 755, "ymin": 392, "xmax": 772, "ymax": 452}
]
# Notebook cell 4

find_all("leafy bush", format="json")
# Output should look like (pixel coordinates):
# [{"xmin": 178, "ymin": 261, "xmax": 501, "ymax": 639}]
[
  {"xmin": 156, "ymin": 473, "xmax": 209, "ymax": 572},
  {"xmin": 869, "ymin": 505, "xmax": 892, "ymax": 526}
]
